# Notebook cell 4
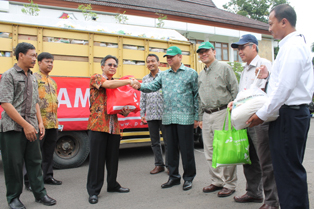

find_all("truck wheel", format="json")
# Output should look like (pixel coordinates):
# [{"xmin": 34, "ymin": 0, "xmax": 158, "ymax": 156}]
[{"xmin": 53, "ymin": 131, "xmax": 90, "ymax": 169}]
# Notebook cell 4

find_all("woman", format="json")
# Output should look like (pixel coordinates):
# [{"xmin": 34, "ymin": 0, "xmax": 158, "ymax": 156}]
[{"xmin": 86, "ymin": 55, "xmax": 134, "ymax": 204}]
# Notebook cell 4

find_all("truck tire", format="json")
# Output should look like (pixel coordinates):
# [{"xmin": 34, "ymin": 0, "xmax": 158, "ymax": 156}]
[{"xmin": 53, "ymin": 131, "xmax": 90, "ymax": 169}]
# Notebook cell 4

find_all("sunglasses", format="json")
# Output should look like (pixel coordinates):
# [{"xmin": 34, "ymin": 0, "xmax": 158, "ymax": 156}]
[{"xmin": 107, "ymin": 63, "xmax": 118, "ymax": 68}]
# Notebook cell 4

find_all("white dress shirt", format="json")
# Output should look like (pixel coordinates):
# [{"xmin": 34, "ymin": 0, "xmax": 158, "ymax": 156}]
[
  {"xmin": 238, "ymin": 54, "xmax": 270, "ymax": 91},
  {"xmin": 257, "ymin": 31, "xmax": 314, "ymax": 121}
]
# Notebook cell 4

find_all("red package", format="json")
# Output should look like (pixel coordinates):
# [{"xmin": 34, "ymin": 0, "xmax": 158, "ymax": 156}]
[{"xmin": 106, "ymin": 75, "xmax": 141, "ymax": 115}]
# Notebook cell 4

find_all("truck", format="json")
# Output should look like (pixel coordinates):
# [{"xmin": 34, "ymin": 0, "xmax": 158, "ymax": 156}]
[{"xmin": 0, "ymin": 18, "xmax": 203, "ymax": 169}]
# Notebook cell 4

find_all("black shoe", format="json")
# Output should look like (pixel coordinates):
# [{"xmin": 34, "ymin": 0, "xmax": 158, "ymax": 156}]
[
  {"xmin": 35, "ymin": 195, "xmax": 57, "ymax": 206},
  {"xmin": 9, "ymin": 198, "xmax": 25, "ymax": 209},
  {"xmin": 88, "ymin": 195, "xmax": 98, "ymax": 204},
  {"xmin": 44, "ymin": 177, "xmax": 62, "ymax": 185},
  {"xmin": 25, "ymin": 182, "xmax": 32, "ymax": 192},
  {"xmin": 183, "ymin": 181, "xmax": 192, "ymax": 191},
  {"xmin": 161, "ymin": 178, "xmax": 180, "ymax": 189},
  {"xmin": 107, "ymin": 187, "xmax": 130, "ymax": 193}
]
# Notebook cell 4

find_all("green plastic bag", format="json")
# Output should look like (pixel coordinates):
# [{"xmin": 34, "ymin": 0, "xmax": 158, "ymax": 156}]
[{"xmin": 212, "ymin": 108, "xmax": 251, "ymax": 168}]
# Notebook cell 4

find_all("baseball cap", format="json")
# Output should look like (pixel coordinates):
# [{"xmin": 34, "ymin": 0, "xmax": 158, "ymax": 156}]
[
  {"xmin": 231, "ymin": 34, "xmax": 258, "ymax": 48},
  {"xmin": 163, "ymin": 46, "xmax": 182, "ymax": 57},
  {"xmin": 196, "ymin": 42, "xmax": 215, "ymax": 53}
]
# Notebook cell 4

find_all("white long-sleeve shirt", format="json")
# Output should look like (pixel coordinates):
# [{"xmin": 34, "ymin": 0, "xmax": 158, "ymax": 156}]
[{"xmin": 256, "ymin": 31, "xmax": 314, "ymax": 121}]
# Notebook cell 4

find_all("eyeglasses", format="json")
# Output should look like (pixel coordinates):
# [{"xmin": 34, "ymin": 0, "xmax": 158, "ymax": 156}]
[
  {"xmin": 237, "ymin": 44, "xmax": 253, "ymax": 51},
  {"xmin": 107, "ymin": 63, "xmax": 118, "ymax": 68},
  {"xmin": 198, "ymin": 49, "xmax": 210, "ymax": 55}
]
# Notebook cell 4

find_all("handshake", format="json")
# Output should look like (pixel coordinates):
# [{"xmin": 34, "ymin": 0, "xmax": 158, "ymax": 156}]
[{"xmin": 130, "ymin": 78, "xmax": 141, "ymax": 90}]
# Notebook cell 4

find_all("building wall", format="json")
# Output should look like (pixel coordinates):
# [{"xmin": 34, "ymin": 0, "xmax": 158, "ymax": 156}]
[{"xmin": 259, "ymin": 38, "xmax": 273, "ymax": 62}]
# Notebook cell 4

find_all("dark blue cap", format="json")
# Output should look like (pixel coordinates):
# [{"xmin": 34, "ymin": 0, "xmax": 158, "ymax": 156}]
[{"xmin": 231, "ymin": 34, "xmax": 258, "ymax": 48}]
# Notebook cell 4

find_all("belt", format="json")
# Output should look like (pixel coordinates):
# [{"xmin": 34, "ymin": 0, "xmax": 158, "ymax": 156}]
[
  {"xmin": 281, "ymin": 104, "xmax": 309, "ymax": 110},
  {"xmin": 204, "ymin": 105, "xmax": 228, "ymax": 114}
]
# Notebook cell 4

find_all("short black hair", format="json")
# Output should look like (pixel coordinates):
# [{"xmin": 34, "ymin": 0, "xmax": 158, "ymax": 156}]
[
  {"xmin": 271, "ymin": 4, "xmax": 296, "ymax": 27},
  {"xmin": 147, "ymin": 54, "xmax": 159, "ymax": 62},
  {"xmin": 14, "ymin": 42, "xmax": 35, "ymax": 60},
  {"xmin": 101, "ymin": 55, "xmax": 118, "ymax": 66},
  {"xmin": 38, "ymin": 52, "xmax": 54, "ymax": 62}
]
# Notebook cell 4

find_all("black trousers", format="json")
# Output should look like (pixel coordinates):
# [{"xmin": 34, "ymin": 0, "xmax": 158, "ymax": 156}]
[
  {"xmin": 164, "ymin": 124, "xmax": 196, "ymax": 181},
  {"xmin": 25, "ymin": 128, "xmax": 58, "ymax": 183},
  {"xmin": 86, "ymin": 131, "xmax": 121, "ymax": 196},
  {"xmin": 269, "ymin": 105, "xmax": 310, "ymax": 209}
]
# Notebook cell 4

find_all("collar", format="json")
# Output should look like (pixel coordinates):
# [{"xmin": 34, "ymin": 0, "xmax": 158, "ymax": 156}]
[
  {"xmin": 244, "ymin": 55, "xmax": 260, "ymax": 70},
  {"xmin": 149, "ymin": 69, "xmax": 161, "ymax": 77},
  {"xmin": 38, "ymin": 70, "xmax": 49, "ymax": 78},
  {"xmin": 169, "ymin": 63, "xmax": 186, "ymax": 72},
  {"xmin": 14, "ymin": 63, "xmax": 33, "ymax": 75},
  {"xmin": 279, "ymin": 31, "xmax": 298, "ymax": 48},
  {"xmin": 102, "ymin": 74, "xmax": 114, "ymax": 80},
  {"xmin": 204, "ymin": 60, "xmax": 218, "ymax": 72}
]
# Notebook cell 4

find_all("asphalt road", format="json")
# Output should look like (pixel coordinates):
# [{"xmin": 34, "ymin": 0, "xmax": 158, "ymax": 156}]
[{"xmin": 1, "ymin": 120, "xmax": 314, "ymax": 209}]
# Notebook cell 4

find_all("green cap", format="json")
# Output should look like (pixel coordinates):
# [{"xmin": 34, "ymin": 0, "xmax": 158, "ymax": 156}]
[
  {"xmin": 196, "ymin": 42, "xmax": 215, "ymax": 53},
  {"xmin": 163, "ymin": 46, "xmax": 182, "ymax": 57}
]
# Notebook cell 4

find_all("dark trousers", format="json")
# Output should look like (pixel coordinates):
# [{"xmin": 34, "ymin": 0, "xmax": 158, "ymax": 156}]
[
  {"xmin": 25, "ymin": 128, "xmax": 58, "ymax": 183},
  {"xmin": 0, "ymin": 131, "xmax": 46, "ymax": 204},
  {"xmin": 86, "ymin": 131, "xmax": 121, "ymax": 196},
  {"xmin": 244, "ymin": 123, "xmax": 278, "ymax": 206},
  {"xmin": 269, "ymin": 106, "xmax": 310, "ymax": 209},
  {"xmin": 147, "ymin": 120, "xmax": 168, "ymax": 167},
  {"xmin": 164, "ymin": 124, "xmax": 196, "ymax": 181}
]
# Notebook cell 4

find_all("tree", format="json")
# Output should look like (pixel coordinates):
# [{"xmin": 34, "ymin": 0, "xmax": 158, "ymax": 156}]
[
  {"xmin": 78, "ymin": 4, "xmax": 98, "ymax": 21},
  {"xmin": 21, "ymin": 0, "xmax": 40, "ymax": 16},
  {"xmin": 115, "ymin": 11, "xmax": 128, "ymax": 24},
  {"xmin": 155, "ymin": 13, "xmax": 167, "ymax": 28},
  {"xmin": 223, "ymin": 0, "xmax": 289, "ymax": 23}
]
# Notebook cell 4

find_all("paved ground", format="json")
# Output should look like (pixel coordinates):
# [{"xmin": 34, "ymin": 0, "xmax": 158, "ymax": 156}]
[{"xmin": 1, "ymin": 120, "xmax": 314, "ymax": 209}]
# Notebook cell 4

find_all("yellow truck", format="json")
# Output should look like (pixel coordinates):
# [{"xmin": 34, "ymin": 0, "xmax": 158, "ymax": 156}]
[{"xmin": 0, "ymin": 20, "xmax": 202, "ymax": 168}]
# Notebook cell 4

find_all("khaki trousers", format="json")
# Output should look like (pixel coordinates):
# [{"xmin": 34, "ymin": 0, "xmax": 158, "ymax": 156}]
[{"xmin": 202, "ymin": 109, "xmax": 237, "ymax": 190}]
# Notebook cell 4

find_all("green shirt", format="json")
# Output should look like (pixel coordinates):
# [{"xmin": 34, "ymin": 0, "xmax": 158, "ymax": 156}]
[
  {"xmin": 140, "ymin": 64, "xmax": 199, "ymax": 125},
  {"xmin": 198, "ymin": 60, "xmax": 238, "ymax": 121}
]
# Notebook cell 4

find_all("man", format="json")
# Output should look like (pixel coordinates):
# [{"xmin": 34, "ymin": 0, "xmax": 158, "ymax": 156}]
[
  {"xmin": 133, "ymin": 46, "xmax": 198, "ymax": 191},
  {"xmin": 0, "ymin": 42, "xmax": 56, "ymax": 209},
  {"xmin": 140, "ymin": 54, "xmax": 168, "ymax": 174},
  {"xmin": 229, "ymin": 34, "xmax": 279, "ymax": 209},
  {"xmin": 197, "ymin": 42, "xmax": 238, "ymax": 197},
  {"xmin": 86, "ymin": 55, "xmax": 132, "ymax": 204},
  {"xmin": 247, "ymin": 4, "xmax": 314, "ymax": 209}
]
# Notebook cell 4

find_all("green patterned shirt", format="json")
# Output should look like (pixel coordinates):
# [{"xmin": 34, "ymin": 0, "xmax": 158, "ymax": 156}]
[{"xmin": 139, "ymin": 64, "xmax": 199, "ymax": 125}]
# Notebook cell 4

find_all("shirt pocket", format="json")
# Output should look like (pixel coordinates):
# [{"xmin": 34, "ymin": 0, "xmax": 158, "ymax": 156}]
[{"xmin": 16, "ymin": 80, "xmax": 26, "ymax": 93}]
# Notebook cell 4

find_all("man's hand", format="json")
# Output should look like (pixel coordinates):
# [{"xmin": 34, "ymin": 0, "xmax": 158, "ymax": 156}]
[
  {"xmin": 23, "ymin": 123, "xmax": 38, "ymax": 142},
  {"xmin": 141, "ymin": 116, "xmax": 147, "ymax": 124},
  {"xmin": 120, "ymin": 106, "xmax": 132, "ymax": 117},
  {"xmin": 194, "ymin": 120, "xmax": 199, "ymax": 129},
  {"xmin": 131, "ymin": 79, "xmax": 141, "ymax": 90},
  {"xmin": 255, "ymin": 65, "xmax": 269, "ymax": 79},
  {"xmin": 38, "ymin": 122, "xmax": 45, "ymax": 140},
  {"xmin": 199, "ymin": 121, "xmax": 203, "ymax": 129},
  {"xmin": 246, "ymin": 114, "xmax": 264, "ymax": 127},
  {"xmin": 227, "ymin": 101, "xmax": 234, "ymax": 111}
]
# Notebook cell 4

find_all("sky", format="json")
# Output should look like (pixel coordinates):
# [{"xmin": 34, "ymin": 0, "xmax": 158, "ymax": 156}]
[{"xmin": 214, "ymin": 0, "xmax": 314, "ymax": 56}]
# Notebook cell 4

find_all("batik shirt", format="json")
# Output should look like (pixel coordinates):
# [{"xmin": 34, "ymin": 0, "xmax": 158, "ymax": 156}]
[
  {"xmin": 87, "ymin": 74, "xmax": 120, "ymax": 134},
  {"xmin": 34, "ymin": 71, "xmax": 59, "ymax": 129},
  {"xmin": 140, "ymin": 64, "xmax": 199, "ymax": 125}
]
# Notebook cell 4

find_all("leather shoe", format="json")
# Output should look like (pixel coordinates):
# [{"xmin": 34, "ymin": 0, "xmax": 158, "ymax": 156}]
[
  {"xmin": 217, "ymin": 187, "xmax": 235, "ymax": 197},
  {"xmin": 183, "ymin": 181, "xmax": 192, "ymax": 191},
  {"xmin": 35, "ymin": 195, "xmax": 56, "ymax": 206},
  {"xmin": 44, "ymin": 177, "xmax": 62, "ymax": 185},
  {"xmin": 161, "ymin": 178, "xmax": 180, "ymax": 188},
  {"xmin": 107, "ymin": 187, "xmax": 130, "ymax": 193},
  {"xmin": 9, "ymin": 198, "xmax": 25, "ymax": 209},
  {"xmin": 234, "ymin": 193, "xmax": 263, "ymax": 203},
  {"xmin": 203, "ymin": 184, "xmax": 223, "ymax": 193},
  {"xmin": 259, "ymin": 204, "xmax": 279, "ymax": 209},
  {"xmin": 88, "ymin": 195, "xmax": 98, "ymax": 204},
  {"xmin": 150, "ymin": 166, "xmax": 165, "ymax": 174},
  {"xmin": 25, "ymin": 182, "xmax": 32, "ymax": 192}
]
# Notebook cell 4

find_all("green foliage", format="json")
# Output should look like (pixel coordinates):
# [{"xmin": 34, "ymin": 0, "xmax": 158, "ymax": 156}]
[
  {"xmin": 21, "ymin": 0, "xmax": 40, "ymax": 16},
  {"xmin": 311, "ymin": 42, "xmax": 314, "ymax": 52},
  {"xmin": 228, "ymin": 62, "xmax": 244, "ymax": 82},
  {"xmin": 78, "ymin": 4, "xmax": 98, "ymax": 21},
  {"xmin": 222, "ymin": 0, "xmax": 289, "ymax": 23},
  {"xmin": 115, "ymin": 11, "xmax": 128, "ymax": 24},
  {"xmin": 156, "ymin": 13, "xmax": 167, "ymax": 28}
]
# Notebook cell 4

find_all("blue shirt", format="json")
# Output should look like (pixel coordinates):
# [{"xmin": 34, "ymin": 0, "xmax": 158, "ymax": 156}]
[{"xmin": 140, "ymin": 64, "xmax": 199, "ymax": 125}]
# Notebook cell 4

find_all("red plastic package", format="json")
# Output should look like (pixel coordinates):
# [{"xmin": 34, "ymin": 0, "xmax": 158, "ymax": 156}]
[{"xmin": 106, "ymin": 75, "xmax": 141, "ymax": 115}]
